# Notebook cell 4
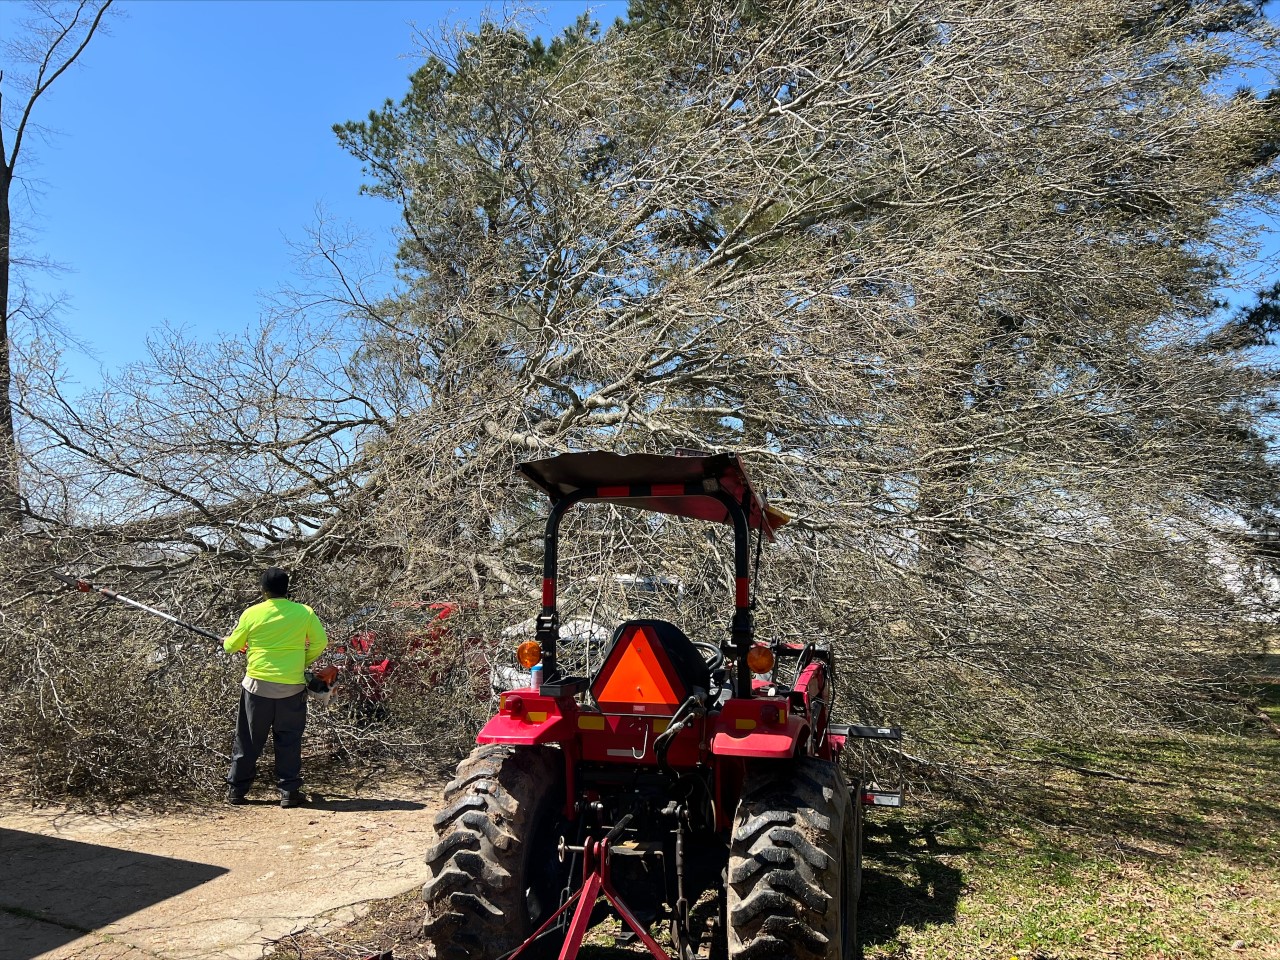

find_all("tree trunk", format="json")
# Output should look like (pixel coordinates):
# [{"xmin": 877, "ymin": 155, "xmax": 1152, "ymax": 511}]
[{"xmin": 0, "ymin": 164, "xmax": 18, "ymax": 522}]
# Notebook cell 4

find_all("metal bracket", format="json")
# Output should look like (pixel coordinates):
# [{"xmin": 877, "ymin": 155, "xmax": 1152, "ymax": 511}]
[
  {"xmin": 861, "ymin": 785, "xmax": 905, "ymax": 808},
  {"xmin": 828, "ymin": 723, "xmax": 903, "ymax": 741},
  {"xmin": 507, "ymin": 822, "xmax": 672, "ymax": 960}
]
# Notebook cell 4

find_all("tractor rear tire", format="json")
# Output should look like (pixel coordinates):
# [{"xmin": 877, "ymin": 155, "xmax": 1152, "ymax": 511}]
[
  {"xmin": 727, "ymin": 758, "xmax": 861, "ymax": 960},
  {"xmin": 422, "ymin": 743, "xmax": 567, "ymax": 960}
]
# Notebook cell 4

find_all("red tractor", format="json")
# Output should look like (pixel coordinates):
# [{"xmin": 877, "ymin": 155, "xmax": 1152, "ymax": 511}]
[{"xmin": 422, "ymin": 451, "xmax": 901, "ymax": 960}]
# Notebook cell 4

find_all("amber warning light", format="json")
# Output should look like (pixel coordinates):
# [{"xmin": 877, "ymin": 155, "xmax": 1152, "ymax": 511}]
[
  {"xmin": 516, "ymin": 640, "xmax": 543, "ymax": 668},
  {"xmin": 746, "ymin": 644, "xmax": 775, "ymax": 674}
]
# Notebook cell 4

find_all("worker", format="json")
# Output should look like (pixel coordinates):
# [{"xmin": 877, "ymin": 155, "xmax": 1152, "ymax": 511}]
[{"xmin": 223, "ymin": 567, "xmax": 328, "ymax": 807}]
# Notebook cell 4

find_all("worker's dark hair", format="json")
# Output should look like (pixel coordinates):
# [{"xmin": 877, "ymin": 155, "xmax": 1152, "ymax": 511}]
[{"xmin": 261, "ymin": 567, "xmax": 290, "ymax": 598}]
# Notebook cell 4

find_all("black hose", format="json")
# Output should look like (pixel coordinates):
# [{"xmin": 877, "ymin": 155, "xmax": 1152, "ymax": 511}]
[{"xmin": 654, "ymin": 693, "xmax": 706, "ymax": 778}]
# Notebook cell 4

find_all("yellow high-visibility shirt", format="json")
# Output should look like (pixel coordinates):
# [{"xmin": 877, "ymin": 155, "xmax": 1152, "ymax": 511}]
[{"xmin": 223, "ymin": 598, "xmax": 327, "ymax": 685}]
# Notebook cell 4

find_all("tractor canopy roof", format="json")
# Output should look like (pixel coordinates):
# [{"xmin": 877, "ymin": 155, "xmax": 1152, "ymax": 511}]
[{"xmin": 517, "ymin": 451, "xmax": 789, "ymax": 537}]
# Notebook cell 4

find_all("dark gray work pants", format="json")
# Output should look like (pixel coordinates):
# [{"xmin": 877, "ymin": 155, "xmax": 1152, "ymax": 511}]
[{"xmin": 226, "ymin": 688, "xmax": 307, "ymax": 796}]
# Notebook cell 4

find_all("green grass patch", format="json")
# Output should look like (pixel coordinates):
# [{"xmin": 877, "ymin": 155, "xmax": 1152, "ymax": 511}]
[
  {"xmin": 1255, "ymin": 680, "xmax": 1280, "ymax": 722},
  {"xmin": 861, "ymin": 727, "xmax": 1280, "ymax": 959}
]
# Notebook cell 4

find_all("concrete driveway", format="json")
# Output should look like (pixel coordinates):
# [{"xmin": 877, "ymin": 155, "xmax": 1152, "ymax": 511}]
[{"xmin": 0, "ymin": 785, "xmax": 437, "ymax": 960}]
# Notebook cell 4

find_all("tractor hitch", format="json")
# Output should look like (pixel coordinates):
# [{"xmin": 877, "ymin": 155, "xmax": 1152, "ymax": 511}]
[{"xmin": 508, "ymin": 815, "xmax": 675, "ymax": 960}]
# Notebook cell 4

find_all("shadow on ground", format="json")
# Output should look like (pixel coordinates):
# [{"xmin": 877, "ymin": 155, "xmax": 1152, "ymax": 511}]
[
  {"xmin": 0, "ymin": 827, "xmax": 227, "ymax": 960},
  {"xmin": 305, "ymin": 795, "xmax": 428, "ymax": 812},
  {"xmin": 858, "ymin": 817, "xmax": 968, "ymax": 953},
  {"xmin": 994, "ymin": 731, "xmax": 1280, "ymax": 862},
  {"xmin": 1255, "ymin": 652, "xmax": 1280, "ymax": 676}
]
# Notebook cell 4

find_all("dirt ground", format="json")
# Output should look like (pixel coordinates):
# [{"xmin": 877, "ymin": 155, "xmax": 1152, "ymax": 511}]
[{"xmin": 0, "ymin": 779, "xmax": 441, "ymax": 960}]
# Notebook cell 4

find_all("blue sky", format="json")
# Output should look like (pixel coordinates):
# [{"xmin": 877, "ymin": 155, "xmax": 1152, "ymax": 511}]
[
  {"xmin": 3, "ymin": 0, "xmax": 1277, "ymax": 391},
  {"xmin": 2, "ymin": 0, "xmax": 626, "ymax": 386}
]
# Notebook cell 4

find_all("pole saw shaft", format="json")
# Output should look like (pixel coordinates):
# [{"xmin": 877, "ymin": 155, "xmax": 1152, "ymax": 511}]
[{"xmin": 51, "ymin": 572, "xmax": 224, "ymax": 643}]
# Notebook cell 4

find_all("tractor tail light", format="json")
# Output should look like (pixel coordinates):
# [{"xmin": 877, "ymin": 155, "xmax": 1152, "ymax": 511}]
[
  {"xmin": 760, "ymin": 703, "xmax": 786, "ymax": 726},
  {"xmin": 502, "ymin": 694, "xmax": 524, "ymax": 716},
  {"xmin": 516, "ymin": 641, "xmax": 542, "ymax": 668}
]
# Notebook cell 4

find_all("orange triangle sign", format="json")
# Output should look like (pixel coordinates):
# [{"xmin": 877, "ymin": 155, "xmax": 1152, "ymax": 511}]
[{"xmin": 592, "ymin": 624, "xmax": 686, "ymax": 714}]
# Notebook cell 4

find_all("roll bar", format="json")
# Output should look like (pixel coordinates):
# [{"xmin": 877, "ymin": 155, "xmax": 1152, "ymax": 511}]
[{"xmin": 535, "ymin": 482, "xmax": 756, "ymax": 695}]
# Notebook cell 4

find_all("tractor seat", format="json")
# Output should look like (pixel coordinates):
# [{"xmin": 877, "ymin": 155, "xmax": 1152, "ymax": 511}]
[{"xmin": 590, "ymin": 619, "xmax": 711, "ymax": 716}]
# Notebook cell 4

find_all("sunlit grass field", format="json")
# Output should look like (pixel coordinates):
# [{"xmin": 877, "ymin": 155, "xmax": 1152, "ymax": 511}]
[{"xmin": 860, "ymin": 727, "xmax": 1280, "ymax": 959}]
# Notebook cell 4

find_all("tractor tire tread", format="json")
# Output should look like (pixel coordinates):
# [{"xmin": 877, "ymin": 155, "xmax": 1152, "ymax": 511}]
[
  {"xmin": 726, "ymin": 757, "xmax": 859, "ymax": 960},
  {"xmin": 422, "ymin": 744, "xmax": 563, "ymax": 960}
]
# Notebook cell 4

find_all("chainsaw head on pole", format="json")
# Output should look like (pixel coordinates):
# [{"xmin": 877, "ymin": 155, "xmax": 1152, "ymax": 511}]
[{"xmin": 305, "ymin": 666, "xmax": 338, "ymax": 706}]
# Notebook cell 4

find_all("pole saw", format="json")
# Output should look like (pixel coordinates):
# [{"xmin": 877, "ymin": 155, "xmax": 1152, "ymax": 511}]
[
  {"xmin": 52, "ymin": 572, "xmax": 224, "ymax": 641},
  {"xmin": 50, "ymin": 572, "xmax": 340, "ymax": 701}
]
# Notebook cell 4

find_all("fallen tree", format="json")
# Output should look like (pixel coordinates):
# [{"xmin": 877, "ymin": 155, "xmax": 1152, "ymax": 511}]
[{"xmin": 3, "ymin": 0, "xmax": 1278, "ymax": 801}]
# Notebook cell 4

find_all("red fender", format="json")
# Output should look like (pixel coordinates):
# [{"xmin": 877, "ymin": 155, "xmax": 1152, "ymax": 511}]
[
  {"xmin": 476, "ymin": 690, "xmax": 575, "ymax": 745},
  {"xmin": 711, "ymin": 697, "xmax": 808, "ymax": 759}
]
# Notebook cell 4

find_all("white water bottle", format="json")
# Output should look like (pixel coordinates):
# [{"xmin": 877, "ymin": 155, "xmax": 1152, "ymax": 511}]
[{"xmin": 530, "ymin": 664, "xmax": 543, "ymax": 692}]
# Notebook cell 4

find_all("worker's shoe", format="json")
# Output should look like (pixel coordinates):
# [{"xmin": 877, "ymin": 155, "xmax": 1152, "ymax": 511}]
[
  {"xmin": 280, "ymin": 791, "xmax": 306, "ymax": 809},
  {"xmin": 226, "ymin": 788, "xmax": 247, "ymax": 806}
]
